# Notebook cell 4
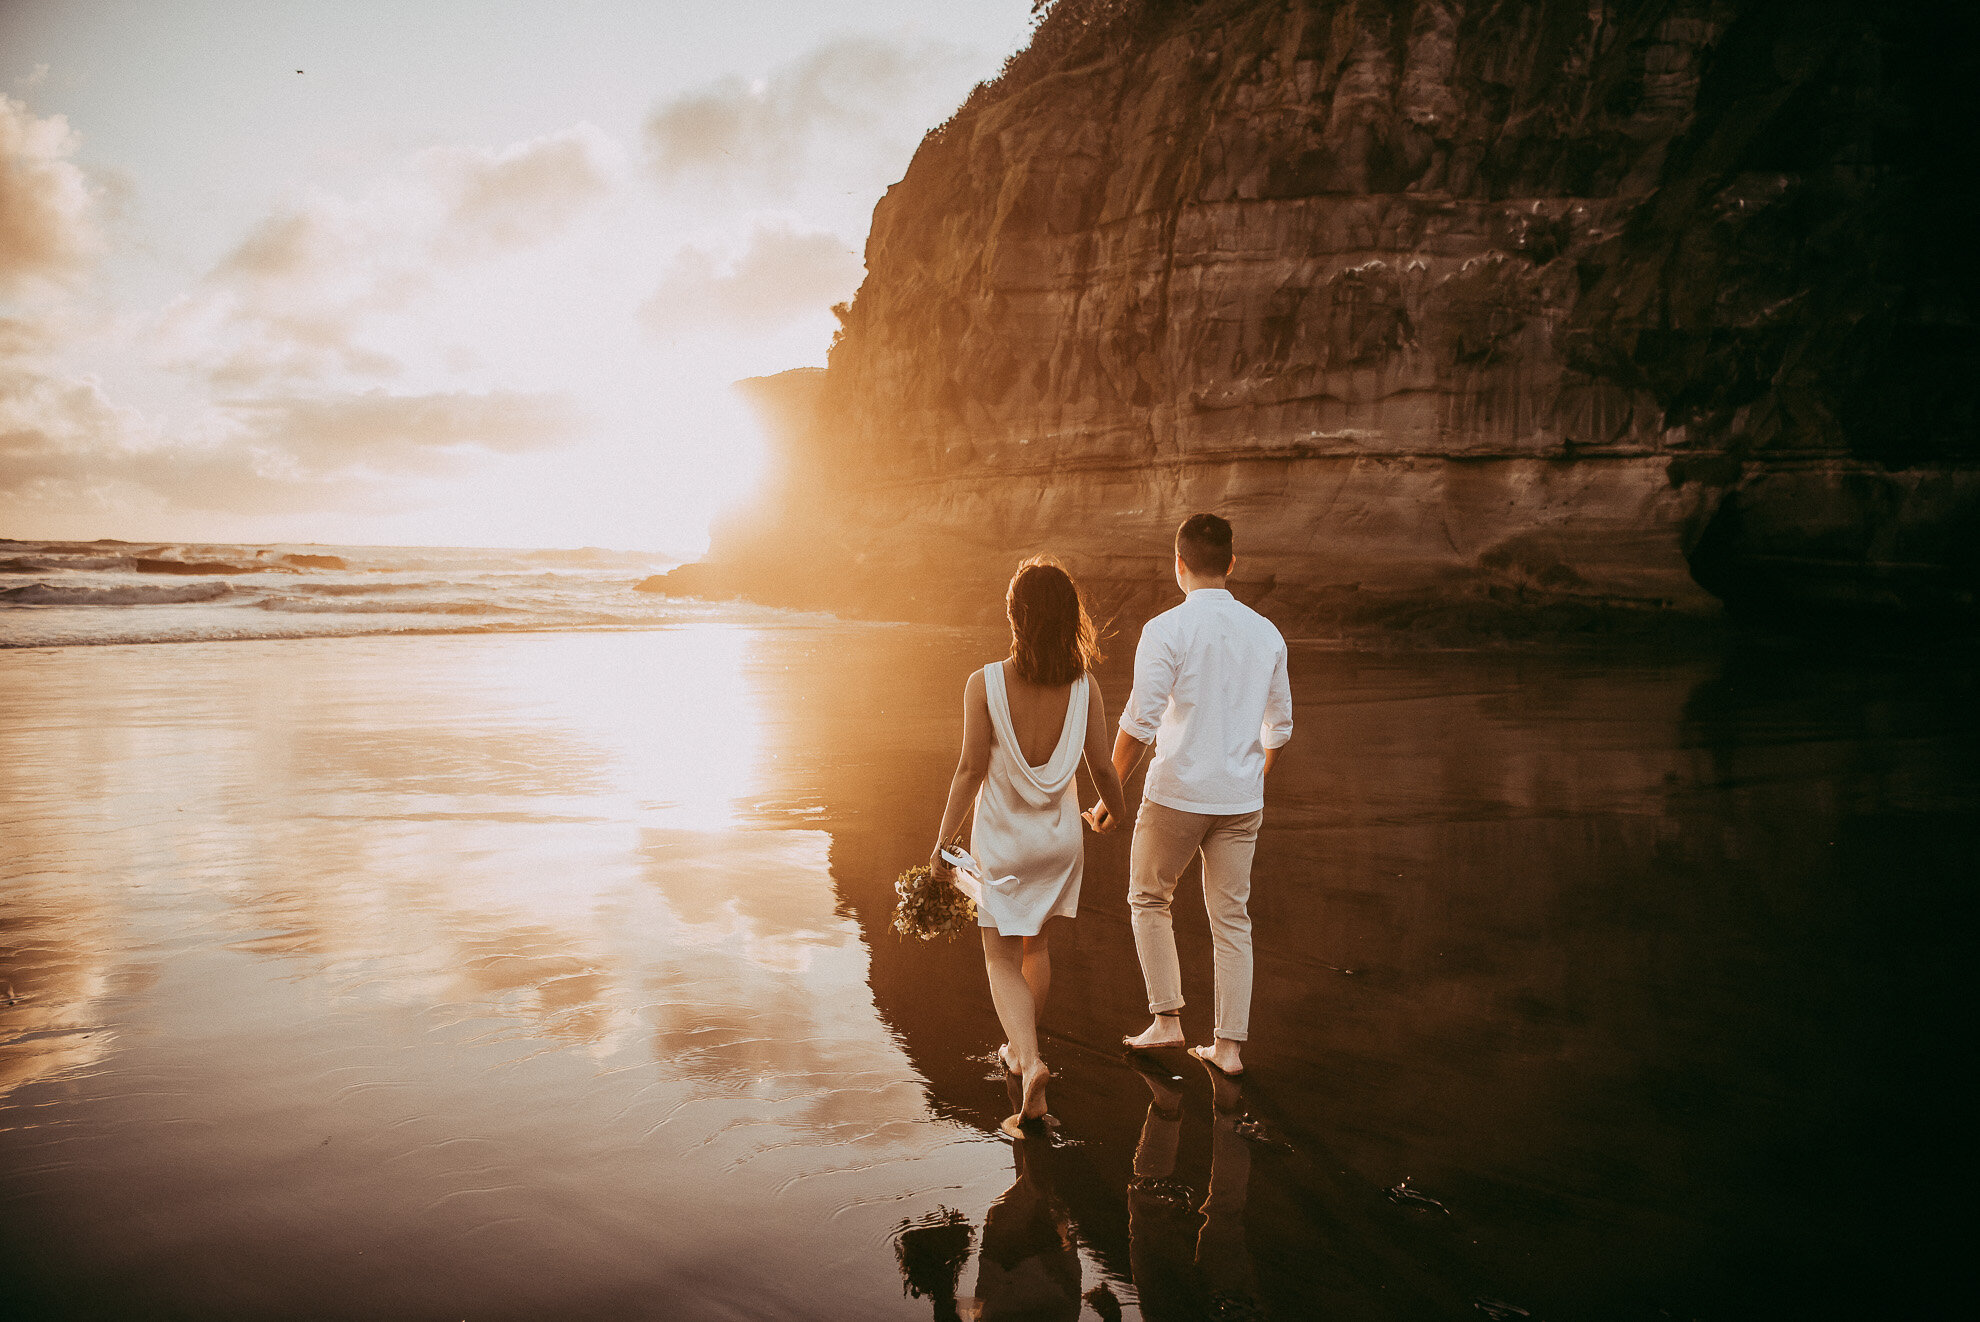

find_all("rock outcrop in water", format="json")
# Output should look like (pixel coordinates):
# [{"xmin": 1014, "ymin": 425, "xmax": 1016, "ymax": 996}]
[{"xmin": 660, "ymin": 0, "xmax": 1979, "ymax": 631}]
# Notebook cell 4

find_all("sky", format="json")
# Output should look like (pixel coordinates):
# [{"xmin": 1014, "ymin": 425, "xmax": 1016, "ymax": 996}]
[{"xmin": 0, "ymin": 0, "xmax": 1037, "ymax": 553}]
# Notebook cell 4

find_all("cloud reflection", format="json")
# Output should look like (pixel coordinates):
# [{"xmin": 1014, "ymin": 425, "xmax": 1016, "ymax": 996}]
[
  {"xmin": 0, "ymin": 897, "xmax": 120, "ymax": 1103},
  {"xmin": 0, "ymin": 629, "xmax": 920, "ymax": 1124}
]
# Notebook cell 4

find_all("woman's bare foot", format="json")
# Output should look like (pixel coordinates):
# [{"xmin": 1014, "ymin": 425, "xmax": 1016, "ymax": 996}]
[
  {"xmin": 1021, "ymin": 1059, "xmax": 1050, "ymax": 1118},
  {"xmin": 996, "ymin": 1043, "xmax": 1018, "ymax": 1074},
  {"xmin": 1188, "ymin": 1040, "xmax": 1244, "ymax": 1077},
  {"xmin": 1121, "ymin": 1014, "xmax": 1184, "ymax": 1051},
  {"xmin": 1000, "ymin": 1059, "xmax": 1051, "ymax": 1137}
]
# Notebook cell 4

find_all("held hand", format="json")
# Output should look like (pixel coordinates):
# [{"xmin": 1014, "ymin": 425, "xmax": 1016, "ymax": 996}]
[{"xmin": 1083, "ymin": 802, "xmax": 1117, "ymax": 834}]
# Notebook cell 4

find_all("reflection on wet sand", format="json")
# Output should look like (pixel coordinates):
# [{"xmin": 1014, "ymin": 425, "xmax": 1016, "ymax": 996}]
[
  {"xmin": 827, "ymin": 637, "xmax": 1977, "ymax": 1319},
  {"xmin": 1124, "ymin": 1058, "xmax": 1260, "ymax": 1322},
  {"xmin": 0, "ymin": 631, "xmax": 1007, "ymax": 1320},
  {"xmin": 893, "ymin": 1073, "xmax": 1088, "ymax": 1322},
  {"xmin": 1, "ymin": 626, "xmax": 1973, "ymax": 1318},
  {"xmin": 970, "ymin": 1124, "xmax": 1082, "ymax": 1321},
  {"xmin": 0, "ymin": 894, "xmax": 122, "ymax": 1103},
  {"xmin": 896, "ymin": 1205, "xmax": 976, "ymax": 1322}
]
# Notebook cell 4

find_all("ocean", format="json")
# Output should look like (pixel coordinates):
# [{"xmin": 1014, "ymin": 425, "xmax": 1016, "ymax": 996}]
[{"xmin": 0, "ymin": 539, "xmax": 817, "ymax": 648}]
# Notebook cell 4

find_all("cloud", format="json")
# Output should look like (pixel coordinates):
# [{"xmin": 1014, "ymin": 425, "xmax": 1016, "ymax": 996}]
[
  {"xmin": 0, "ymin": 361, "xmax": 133, "ymax": 470},
  {"xmin": 0, "ymin": 432, "xmax": 372, "ymax": 517},
  {"xmin": 437, "ymin": 124, "xmax": 615, "ymax": 255},
  {"xmin": 171, "ymin": 198, "xmax": 413, "ymax": 390},
  {"xmin": 0, "ymin": 357, "xmax": 322, "ymax": 516},
  {"xmin": 3, "ymin": 300, "xmax": 579, "ymax": 518},
  {"xmin": 645, "ymin": 37, "xmax": 967, "ymax": 190},
  {"xmin": 210, "ymin": 207, "xmax": 336, "ymax": 287},
  {"xmin": 220, "ymin": 389, "xmax": 582, "ymax": 473},
  {"xmin": 0, "ymin": 315, "xmax": 50, "ymax": 357},
  {"xmin": 0, "ymin": 93, "xmax": 98, "ymax": 293},
  {"xmin": 2, "ymin": 109, "xmax": 610, "ymax": 533},
  {"xmin": 166, "ymin": 124, "xmax": 617, "ymax": 392},
  {"xmin": 643, "ymin": 223, "xmax": 862, "ymax": 334}
]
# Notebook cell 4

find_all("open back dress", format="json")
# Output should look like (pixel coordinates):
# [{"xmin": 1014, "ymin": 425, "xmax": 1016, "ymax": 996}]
[{"xmin": 965, "ymin": 661, "xmax": 1089, "ymax": 937}]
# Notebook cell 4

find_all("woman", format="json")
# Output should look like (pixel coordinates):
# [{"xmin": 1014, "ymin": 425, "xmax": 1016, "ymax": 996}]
[{"xmin": 930, "ymin": 558, "xmax": 1128, "ymax": 1138}]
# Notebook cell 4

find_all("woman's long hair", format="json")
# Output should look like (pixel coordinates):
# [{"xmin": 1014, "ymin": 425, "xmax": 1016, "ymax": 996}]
[{"xmin": 1006, "ymin": 557, "xmax": 1101, "ymax": 685}]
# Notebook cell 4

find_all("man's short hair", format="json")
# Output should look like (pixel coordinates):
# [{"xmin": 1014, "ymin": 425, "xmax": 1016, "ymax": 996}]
[{"xmin": 1175, "ymin": 513, "xmax": 1234, "ymax": 577}]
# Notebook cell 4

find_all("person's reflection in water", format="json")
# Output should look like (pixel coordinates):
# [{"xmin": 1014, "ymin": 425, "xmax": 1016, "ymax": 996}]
[
  {"xmin": 958, "ymin": 1071, "xmax": 1082, "ymax": 1321},
  {"xmin": 895, "ymin": 1207, "xmax": 976, "ymax": 1322},
  {"xmin": 896, "ymin": 1080, "xmax": 1083, "ymax": 1321},
  {"xmin": 1127, "ymin": 1055, "xmax": 1265, "ymax": 1321}
]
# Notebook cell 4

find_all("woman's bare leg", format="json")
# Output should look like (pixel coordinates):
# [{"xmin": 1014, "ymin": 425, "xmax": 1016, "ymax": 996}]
[
  {"xmin": 997, "ymin": 926, "xmax": 1053, "ymax": 1072},
  {"xmin": 1021, "ymin": 927, "xmax": 1051, "ymax": 1011},
  {"xmin": 983, "ymin": 927, "xmax": 1049, "ymax": 1127}
]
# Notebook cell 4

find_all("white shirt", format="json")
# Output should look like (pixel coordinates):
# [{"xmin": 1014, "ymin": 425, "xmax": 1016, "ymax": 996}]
[{"xmin": 1120, "ymin": 588, "xmax": 1293, "ymax": 815}]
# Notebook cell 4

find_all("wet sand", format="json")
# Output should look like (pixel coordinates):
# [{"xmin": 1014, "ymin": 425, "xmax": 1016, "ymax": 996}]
[{"xmin": 2, "ymin": 626, "xmax": 1974, "ymax": 1319}]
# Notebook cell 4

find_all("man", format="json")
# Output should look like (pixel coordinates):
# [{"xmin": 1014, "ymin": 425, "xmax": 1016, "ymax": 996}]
[{"xmin": 1089, "ymin": 513, "xmax": 1292, "ymax": 1076}]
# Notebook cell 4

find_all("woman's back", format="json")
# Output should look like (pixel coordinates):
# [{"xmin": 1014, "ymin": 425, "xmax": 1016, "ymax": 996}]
[{"xmin": 999, "ymin": 661, "xmax": 1078, "ymax": 767}]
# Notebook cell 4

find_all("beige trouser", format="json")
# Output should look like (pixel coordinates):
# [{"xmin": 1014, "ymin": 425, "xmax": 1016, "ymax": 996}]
[{"xmin": 1128, "ymin": 799, "xmax": 1262, "ymax": 1042}]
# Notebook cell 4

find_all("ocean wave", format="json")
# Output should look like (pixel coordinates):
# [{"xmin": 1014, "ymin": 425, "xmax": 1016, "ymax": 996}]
[
  {"xmin": 250, "ymin": 595, "xmax": 508, "ymax": 616},
  {"xmin": 0, "ymin": 540, "xmax": 746, "ymax": 647},
  {"xmin": 515, "ymin": 546, "xmax": 659, "ymax": 568},
  {"xmin": 1, "ymin": 582, "xmax": 235, "ymax": 606},
  {"xmin": 0, "ymin": 555, "xmax": 136, "ymax": 573},
  {"xmin": 277, "ymin": 579, "xmax": 450, "ymax": 597},
  {"xmin": 135, "ymin": 557, "xmax": 279, "ymax": 576}
]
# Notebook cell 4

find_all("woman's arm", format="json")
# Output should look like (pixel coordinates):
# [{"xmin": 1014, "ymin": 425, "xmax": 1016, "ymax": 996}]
[
  {"xmin": 930, "ymin": 669, "xmax": 993, "ymax": 875},
  {"xmin": 1081, "ymin": 673, "xmax": 1129, "ymax": 832}
]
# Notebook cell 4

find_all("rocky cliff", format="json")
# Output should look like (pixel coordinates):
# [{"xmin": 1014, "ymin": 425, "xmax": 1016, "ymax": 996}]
[{"xmin": 660, "ymin": 0, "xmax": 1978, "ymax": 632}]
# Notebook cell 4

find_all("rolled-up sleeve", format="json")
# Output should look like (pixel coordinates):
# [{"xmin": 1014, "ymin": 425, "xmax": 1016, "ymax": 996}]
[
  {"xmin": 1260, "ymin": 644, "xmax": 1293, "ymax": 750},
  {"xmin": 1119, "ymin": 621, "xmax": 1175, "ymax": 744}
]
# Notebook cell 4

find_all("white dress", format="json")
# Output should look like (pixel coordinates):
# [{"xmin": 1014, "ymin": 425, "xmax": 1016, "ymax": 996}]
[{"xmin": 963, "ymin": 662, "xmax": 1089, "ymax": 937}]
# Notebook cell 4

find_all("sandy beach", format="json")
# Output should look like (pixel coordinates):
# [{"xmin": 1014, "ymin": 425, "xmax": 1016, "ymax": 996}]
[{"xmin": 2, "ymin": 624, "xmax": 1974, "ymax": 1319}]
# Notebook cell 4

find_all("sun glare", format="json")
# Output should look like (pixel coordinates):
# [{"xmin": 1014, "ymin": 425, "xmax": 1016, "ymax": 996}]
[{"xmin": 512, "ymin": 627, "xmax": 764, "ymax": 832}]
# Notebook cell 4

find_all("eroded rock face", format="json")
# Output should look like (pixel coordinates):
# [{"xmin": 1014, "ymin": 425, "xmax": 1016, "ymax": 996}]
[{"xmin": 665, "ymin": 0, "xmax": 1978, "ymax": 630}]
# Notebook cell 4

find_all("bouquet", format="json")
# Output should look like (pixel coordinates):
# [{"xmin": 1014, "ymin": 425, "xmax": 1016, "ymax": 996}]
[{"xmin": 892, "ymin": 840, "xmax": 977, "ymax": 942}]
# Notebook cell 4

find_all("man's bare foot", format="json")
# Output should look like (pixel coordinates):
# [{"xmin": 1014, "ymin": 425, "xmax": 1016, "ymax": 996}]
[
  {"xmin": 1188, "ymin": 1039, "xmax": 1244, "ymax": 1077},
  {"xmin": 1121, "ymin": 1015, "xmax": 1184, "ymax": 1051}
]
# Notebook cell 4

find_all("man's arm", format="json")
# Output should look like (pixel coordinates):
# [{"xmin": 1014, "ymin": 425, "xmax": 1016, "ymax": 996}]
[
  {"xmin": 1112, "ymin": 728, "xmax": 1150, "ymax": 787},
  {"xmin": 1117, "ymin": 620, "xmax": 1178, "ymax": 749},
  {"xmin": 1086, "ymin": 729, "xmax": 1150, "ymax": 832},
  {"xmin": 1088, "ymin": 622, "xmax": 1174, "ymax": 830},
  {"xmin": 1259, "ymin": 644, "xmax": 1293, "ymax": 777},
  {"xmin": 1080, "ymin": 674, "xmax": 1129, "ymax": 828}
]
